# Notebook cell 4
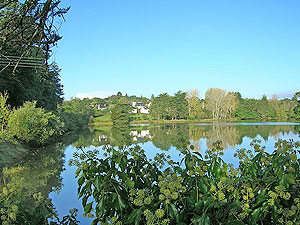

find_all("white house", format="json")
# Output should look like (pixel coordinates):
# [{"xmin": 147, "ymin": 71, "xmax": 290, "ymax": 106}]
[
  {"xmin": 97, "ymin": 103, "xmax": 107, "ymax": 110},
  {"xmin": 131, "ymin": 102, "xmax": 151, "ymax": 114}
]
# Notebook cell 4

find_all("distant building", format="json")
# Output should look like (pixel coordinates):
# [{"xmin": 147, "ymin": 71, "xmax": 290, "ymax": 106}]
[
  {"xmin": 131, "ymin": 102, "xmax": 151, "ymax": 114},
  {"xmin": 97, "ymin": 103, "xmax": 107, "ymax": 110}
]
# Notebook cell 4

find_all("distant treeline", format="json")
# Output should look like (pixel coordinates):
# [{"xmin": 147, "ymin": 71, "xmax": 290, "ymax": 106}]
[
  {"xmin": 149, "ymin": 89, "xmax": 299, "ymax": 120},
  {"xmin": 70, "ymin": 89, "xmax": 300, "ymax": 123}
]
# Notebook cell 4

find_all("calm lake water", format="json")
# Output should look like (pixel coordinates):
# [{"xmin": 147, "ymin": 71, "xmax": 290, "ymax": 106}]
[{"xmin": 2, "ymin": 122, "xmax": 300, "ymax": 223}]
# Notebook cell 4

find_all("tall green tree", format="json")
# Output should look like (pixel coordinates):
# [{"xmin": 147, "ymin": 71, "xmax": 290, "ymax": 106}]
[
  {"xmin": 58, "ymin": 98, "xmax": 94, "ymax": 132},
  {"xmin": 294, "ymin": 91, "xmax": 300, "ymax": 119},
  {"xmin": 236, "ymin": 98, "xmax": 260, "ymax": 119},
  {"xmin": 174, "ymin": 91, "xmax": 188, "ymax": 119},
  {"xmin": 185, "ymin": 89, "xmax": 203, "ymax": 119},
  {"xmin": 150, "ymin": 93, "xmax": 170, "ymax": 120},
  {"xmin": 0, "ymin": 0, "xmax": 68, "ymax": 109},
  {"xmin": 257, "ymin": 95, "xmax": 277, "ymax": 119},
  {"xmin": 111, "ymin": 103, "xmax": 132, "ymax": 127}
]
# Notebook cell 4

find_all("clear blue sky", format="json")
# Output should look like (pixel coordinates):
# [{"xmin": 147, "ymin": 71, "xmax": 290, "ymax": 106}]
[{"xmin": 53, "ymin": 0, "xmax": 300, "ymax": 100}]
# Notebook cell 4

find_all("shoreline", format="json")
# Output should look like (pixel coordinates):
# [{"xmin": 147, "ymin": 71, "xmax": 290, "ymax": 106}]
[{"xmin": 90, "ymin": 118, "xmax": 298, "ymax": 126}]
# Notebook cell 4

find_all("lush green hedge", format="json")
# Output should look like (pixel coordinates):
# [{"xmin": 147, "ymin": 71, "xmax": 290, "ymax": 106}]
[
  {"xmin": 0, "ymin": 93, "xmax": 93, "ymax": 145},
  {"xmin": 7, "ymin": 102, "xmax": 62, "ymax": 144},
  {"xmin": 71, "ymin": 139, "xmax": 300, "ymax": 225}
]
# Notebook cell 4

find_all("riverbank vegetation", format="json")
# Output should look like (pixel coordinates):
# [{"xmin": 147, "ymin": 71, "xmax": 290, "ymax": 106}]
[
  {"xmin": 0, "ymin": 91, "xmax": 93, "ymax": 146},
  {"xmin": 71, "ymin": 139, "xmax": 300, "ymax": 224}
]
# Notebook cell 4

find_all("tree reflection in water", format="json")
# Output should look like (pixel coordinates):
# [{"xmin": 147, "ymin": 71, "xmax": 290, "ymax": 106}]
[
  {"xmin": 82, "ymin": 124, "xmax": 300, "ymax": 152},
  {"xmin": 0, "ymin": 134, "xmax": 81, "ymax": 225},
  {"xmin": 0, "ymin": 124, "xmax": 299, "ymax": 224}
]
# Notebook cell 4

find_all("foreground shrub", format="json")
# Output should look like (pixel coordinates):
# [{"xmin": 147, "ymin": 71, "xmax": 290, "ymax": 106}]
[
  {"xmin": 71, "ymin": 139, "xmax": 300, "ymax": 225},
  {"xmin": 7, "ymin": 101, "xmax": 61, "ymax": 144}
]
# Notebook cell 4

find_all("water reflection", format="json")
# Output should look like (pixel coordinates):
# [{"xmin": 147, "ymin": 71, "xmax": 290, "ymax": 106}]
[
  {"xmin": 0, "ymin": 131, "xmax": 85, "ymax": 224},
  {"xmin": 0, "ymin": 123, "xmax": 299, "ymax": 224},
  {"xmin": 81, "ymin": 123, "xmax": 300, "ymax": 151}
]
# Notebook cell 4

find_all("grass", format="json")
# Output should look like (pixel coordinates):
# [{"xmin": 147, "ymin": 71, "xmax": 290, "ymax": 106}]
[
  {"xmin": 130, "ymin": 113, "xmax": 152, "ymax": 121},
  {"xmin": 93, "ymin": 114, "xmax": 112, "ymax": 123}
]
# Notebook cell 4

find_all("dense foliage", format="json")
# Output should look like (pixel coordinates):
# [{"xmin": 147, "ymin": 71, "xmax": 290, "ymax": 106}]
[
  {"xmin": 71, "ymin": 139, "xmax": 300, "ymax": 224},
  {"xmin": 150, "ymin": 92, "xmax": 188, "ymax": 120},
  {"xmin": 58, "ymin": 98, "xmax": 94, "ymax": 133},
  {"xmin": 0, "ymin": 93, "xmax": 93, "ymax": 145},
  {"xmin": 87, "ymin": 89, "xmax": 299, "ymax": 124},
  {"xmin": 236, "ymin": 96, "xmax": 277, "ymax": 120},
  {"xmin": 294, "ymin": 92, "xmax": 300, "ymax": 119},
  {"xmin": 0, "ymin": 61, "xmax": 64, "ymax": 110},
  {"xmin": 7, "ymin": 101, "xmax": 62, "ymax": 144},
  {"xmin": 0, "ymin": 92, "xmax": 10, "ymax": 133},
  {"xmin": 0, "ymin": 0, "xmax": 68, "ymax": 110},
  {"xmin": 111, "ymin": 103, "xmax": 132, "ymax": 127}
]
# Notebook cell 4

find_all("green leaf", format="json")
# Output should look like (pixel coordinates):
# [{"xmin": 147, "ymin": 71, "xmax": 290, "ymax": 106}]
[
  {"xmin": 78, "ymin": 176, "xmax": 85, "ymax": 187},
  {"xmin": 84, "ymin": 202, "xmax": 93, "ymax": 215},
  {"xmin": 193, "ymin": 213, "xmax": 210, "ymax": 225},
  {"xmin": 225, "ymin": 220, "xmax": 244, "ymax": 225},
  {"xmin": 96, "ymin": 198, "xmax": 105, "ymax": 216},
  {"xmin": 251, "ymin": 202, "xmax": 267, "ymax": 223},
  {"xmin": 193, "ymin": 152, "xmax": 203, "ymax": 159},
  {"xmin": 91, "ymin": 219, "xmax": 99, "ymax": 225},
  {"xmin": 126, "ymin": 177, "xmax": 135, "ymax": 189},
  {"xmin": 94, "ymin": 176, "xmax": 101, "ymax": 190},
  {"xmin": 112, "ymin": 193, "xmax": 126, "ymax": 212},
  {"xmin": 120, "ymin": 156, "xmax": 127, "ymax": 171},
  {"xmin": 169, "ymin": 203, "xmax": 179, "ymax": 223},
  {"xmin": 117, "ymin": 194, "xmax": 126, "ymax": 211},
  {"xmin": 198, "ymin": 179, "xmax": 208, "ymax": 192},
  {"xmin": 195, "ymin": 200, "xmax": 203, "ymax": 210},
  {"xmin": 185, "ymin": 154, "xmax": 191, "ymax": 170},
  {"xmin": 128, "ymin": 209, "xmax": 143, "ymax": 225},
  {"xmin": 285, "ymin": 173, "xmax": 295, "ymax": 184},
  {"xmin": 82, "ymin": 196, "xmax": 89, "ymax": 207},
  {"xmin": 249, "ymin": 165, "xmax": 257, "ymax": 178}
]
